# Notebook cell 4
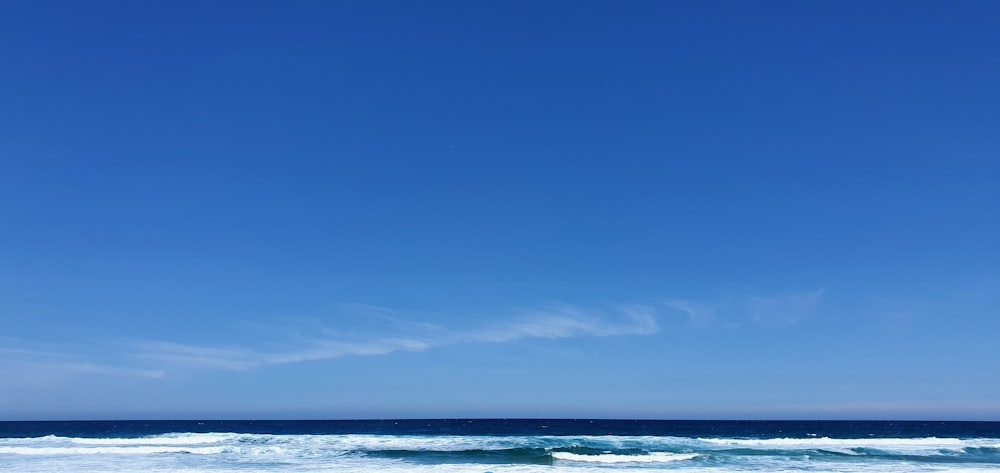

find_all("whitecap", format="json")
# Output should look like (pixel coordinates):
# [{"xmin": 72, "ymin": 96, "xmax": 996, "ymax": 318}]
[
  {"xmin": 70, "ymin": 433, "xmax": 235, "ymax": 445},
  {"xmin": 551, "ymin": 451, "xmax": 698, "ymax": 463},
  {"xmin": 695, "ymin": 436, "xmax": 998, "ymax": 456},
  {"xmin": 0, "ymin": 446, "xmax": 227, "ymax": 455}
]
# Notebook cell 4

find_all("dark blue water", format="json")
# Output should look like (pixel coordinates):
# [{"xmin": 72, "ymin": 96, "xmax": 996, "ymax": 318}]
[{"xmin": 3, "ymin": 418, "xmax": 999, "ymax": 438}]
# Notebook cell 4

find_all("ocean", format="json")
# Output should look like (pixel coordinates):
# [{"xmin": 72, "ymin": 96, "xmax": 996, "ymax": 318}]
[{"xmin": 1, "ymin": 419, "xmax": 999, "ymax": 472}]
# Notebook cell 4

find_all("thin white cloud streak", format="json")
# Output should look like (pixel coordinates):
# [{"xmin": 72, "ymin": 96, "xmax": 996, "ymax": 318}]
[
  {"xmin": 0, "ymin": 345, "xmax": 165, "ymax": 380},
  {"xmin": 663, "ymin": 299, "xmax": 715, "ymax": 327},
  {"xmin": 664, "ymin": 288, "xmax": 825, "ymax": 328},
  {"xmin": 129, "ymin": 304, "xmax": 660, "ymax": 372},
  {"xmin": 126, "ymin": 342, "xmax": 262, "ymax": 371},
  {"xmin": 52, "ymin": 362, "xmax": 165, "ymax": 379},
  {"xmin": 130, "ymin": 289, "xmax": 825, "ymax": 373},
  {"xmin": 0, "ymin": 346, "xmax": 165, "ymax": 389},
  {"xmin": 130, "ymin": 337, "xmax": 436, "ymax": 371},
  {"xmin": 6, "ymin": 289, "xmax": 825, "ymax": 377},
  {"xmin": 468, "ymin": 305, "xmax": 657, "ymax": 343},
  {"xmin": 264, "ymin": 337, "xmax": 432, "ymax": 365}
]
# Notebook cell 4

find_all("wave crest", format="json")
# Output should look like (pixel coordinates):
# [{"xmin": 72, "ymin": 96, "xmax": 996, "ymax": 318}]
[{"xmin": 552, "ymin": 451, "xmax": 698, "ymax": 463}]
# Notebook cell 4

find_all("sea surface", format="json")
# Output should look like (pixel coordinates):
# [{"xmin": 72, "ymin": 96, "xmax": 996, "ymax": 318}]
[{"xmin": 2, "ymin": 419, "xmax": 999, "ymax": 472}]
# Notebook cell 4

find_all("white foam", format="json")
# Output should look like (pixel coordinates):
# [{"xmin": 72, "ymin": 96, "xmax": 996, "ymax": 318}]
[
  {"xmin": 552, "ymin": 451, "xmax": 699, "ymax": 463},
  {"xmin": 0, "ymin": 446, "xmax": 227, "ymax": 455},
  {"xmin": 695, "ymin": 436, "xmax": 996, "ymax": 455},
  {"xmin": 0, "ymin": 434, "xmax": 535, "ymax": 453},
  {"xmin": 2, "ymin": 432, "xmax": 998, "ymax": 469},
  {"xmin": 253, "ymin": 434, "xmax": 561, "ymax": 452},
  {"xmin": 70, "ymin": 433, "xmax": 235, "ymax": 445},
  {"xmin": 1, "ymin": 433, "xmax": 999, "ymax": 473}
]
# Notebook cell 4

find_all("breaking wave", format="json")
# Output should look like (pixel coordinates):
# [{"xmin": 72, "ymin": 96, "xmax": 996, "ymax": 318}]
[{"xmin": 1, "ymin": 430, "xmax": 998, "ymax": 472}]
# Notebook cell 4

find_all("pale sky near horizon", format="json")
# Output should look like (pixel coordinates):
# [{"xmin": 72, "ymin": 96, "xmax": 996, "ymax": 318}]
[{"xmin": 1, "ymin": 0, "xmax": 998, "ymax": 420}]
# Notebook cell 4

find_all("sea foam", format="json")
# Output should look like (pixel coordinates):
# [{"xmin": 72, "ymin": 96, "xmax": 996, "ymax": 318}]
[
  {"xmin": 1, "ymin": 430, "xmax": 999, "ymax": 473},
  {"xmin": 552, "ymin": 451, "xmax": 699, "ymax": 463}
]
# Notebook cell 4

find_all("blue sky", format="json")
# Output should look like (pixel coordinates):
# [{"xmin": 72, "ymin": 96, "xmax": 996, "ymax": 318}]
[{"xmin": 1, "ymin": 0, "xmax": 998, "ymax": 420}]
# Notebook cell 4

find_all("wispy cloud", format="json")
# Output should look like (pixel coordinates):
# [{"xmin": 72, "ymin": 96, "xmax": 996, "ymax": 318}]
[
  {"xmin": 663, "ymin": 299, "xmax": 715, "ymax": 327},
  {"xmin": 4, "ymin": 289, "xmax": 825, "ymax": 378},
  {"xmin": 663, "ymin": 288, "xmax": 826, "ymax": 328},
  {"xmin": 48, "ymin": 362, "xmax": 165, "ymax": 379},
  {"xmin": 128, "ymin": 303, "xmax": 660, "ymax": 372},
  {"xmin": 127, "ymin": 338, "xmax": 438, "ymax": 371},
  {"xmin": 469, "ymin": 304, "xmax": 658, "ymax": 343},
  {"xmin": 0, "ymin": 345, "xmax": 164, "ymax": 389},
  {"xmin": 125, "ymin": 341, "xmax": 262, "ymax": 371}
]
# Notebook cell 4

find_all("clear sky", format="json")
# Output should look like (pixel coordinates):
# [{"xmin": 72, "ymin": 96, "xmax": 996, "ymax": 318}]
[{"xmin": 1, "ymin": 0, "xmax": 998, "ymax": 421}]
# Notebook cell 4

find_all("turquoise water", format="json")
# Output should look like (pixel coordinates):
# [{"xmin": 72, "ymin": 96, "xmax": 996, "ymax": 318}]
[{"xmin": 2, "ymin": 420, "xmax": 998, "ymax": 472}]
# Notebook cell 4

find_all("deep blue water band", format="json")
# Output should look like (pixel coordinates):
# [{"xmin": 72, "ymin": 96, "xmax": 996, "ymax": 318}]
[{"xmin": 3, "ymin": 419, "xmax": 1000, "ymax": 439}]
